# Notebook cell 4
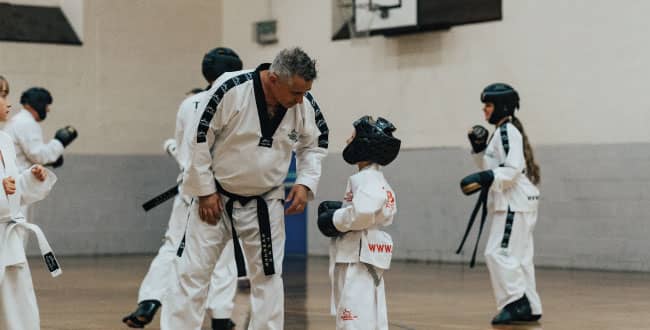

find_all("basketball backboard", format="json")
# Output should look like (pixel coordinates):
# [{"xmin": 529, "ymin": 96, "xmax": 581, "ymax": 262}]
[{"xmin": 354, "ymin": 0, "xmax": 417, "ymax": 34}]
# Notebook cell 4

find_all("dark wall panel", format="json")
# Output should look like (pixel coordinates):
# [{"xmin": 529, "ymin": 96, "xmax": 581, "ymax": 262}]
[{"xmin": 0, "ymin": 3, "xmax": 81, "ymax": 45}]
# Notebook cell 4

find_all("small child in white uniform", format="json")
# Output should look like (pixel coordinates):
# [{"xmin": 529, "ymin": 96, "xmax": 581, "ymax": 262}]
[{"xmin": 317, "ymin": 116, "xmax": 401, "ymax": 330}]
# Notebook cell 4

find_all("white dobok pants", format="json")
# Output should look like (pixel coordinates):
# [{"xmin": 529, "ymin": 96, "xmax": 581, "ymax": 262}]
[{"xmin": 484, "ymin": 210, "xmax": 542, "ymax": 315}]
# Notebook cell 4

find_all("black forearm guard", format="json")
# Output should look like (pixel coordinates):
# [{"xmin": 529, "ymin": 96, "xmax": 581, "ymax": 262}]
[{"xmin": 460, "ymin": 170, "xmax": 494, "ymax": 195}]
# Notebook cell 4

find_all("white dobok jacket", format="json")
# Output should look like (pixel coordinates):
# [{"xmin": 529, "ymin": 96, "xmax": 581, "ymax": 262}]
[
  {"xmin": 472, "ymin": 122, "xmax": 539, "ymax": 213},
  {"xmin": 182, "ymin": 64, "xmax": 328, "ymax": 199},
  {"xmin": 3, "ymin": 109, "xmax": 64, "ymax": 171},
  {"xmin": 0, "ymin": 131, "xmax": 59, "ymax": 282},
  {"xmin": 329, "ymin": 164, "xmax": 397, "ymax": 271}
]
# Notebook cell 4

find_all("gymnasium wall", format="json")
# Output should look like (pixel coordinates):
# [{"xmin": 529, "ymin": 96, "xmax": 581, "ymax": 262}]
[
  {"xmin": 0, "ymin": 0, "xmax": 224, "ymax": 255},
  {"xmin": 3, "ymin": 0, "xmax": 650, "ymax": 272},
  {"xmin": 220, "ymin": 0, "xmax": 650, "ymax": 271}
]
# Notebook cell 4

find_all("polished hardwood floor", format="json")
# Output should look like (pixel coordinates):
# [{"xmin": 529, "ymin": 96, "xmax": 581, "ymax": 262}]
[{"xmin": 25, "ymin": 255, "xmax": 650, "ymax": 329}]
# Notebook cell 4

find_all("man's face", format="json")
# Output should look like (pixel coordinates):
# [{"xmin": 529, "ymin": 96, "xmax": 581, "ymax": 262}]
[{"xmin": 270, "ymin": 73, "xmax": 312, "ymax": 109}]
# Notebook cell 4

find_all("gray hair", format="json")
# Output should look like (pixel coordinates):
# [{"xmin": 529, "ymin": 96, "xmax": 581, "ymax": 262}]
[{"xmin": 270, "ymin": 47, "xmax": 317, "ymax": 81}]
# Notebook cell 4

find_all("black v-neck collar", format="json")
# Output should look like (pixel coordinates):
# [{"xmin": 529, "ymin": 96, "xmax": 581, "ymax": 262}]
[{"xmin": 253, "ymin": 63, "xmax": 287, "ymax": 148}]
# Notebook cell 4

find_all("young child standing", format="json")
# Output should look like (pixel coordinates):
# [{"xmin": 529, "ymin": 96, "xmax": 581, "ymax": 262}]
[
  {"xmin": 0, "ymin": 90, "xmax": 60, "ymax": 330},
  {"xmin": 460, "ymin": 83, "xmax": 542, "ymax": 324},
  {"xmin": 317, "ymin": 116, "xmax": 401, "ymax": 330}
]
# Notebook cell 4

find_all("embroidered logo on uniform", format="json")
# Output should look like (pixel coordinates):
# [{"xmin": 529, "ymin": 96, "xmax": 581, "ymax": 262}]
[
  {"xmin": 258, "ymin": 137, "xmax": 273, "ymax": 148},
  {"xmin": 368, "ymin": 243, "xmax": 393, "ymax": 253},
  {"xmin": 340, "ymin": 309, "xmax": 358, "ymax": 321},
  {"xmin": 288, "ymin": 129, "xmax": 298, "ymax": 142},
  {"xmin": 344, "ymin": 191, "xmax": 353, "ymax": 202},
  {"xmin": 528, "ymin": 195, "xmax": 539, "ymax": 201},
  {"xmin": 385, "ymin": 189, "xmax": 395, "ymax": 209}
]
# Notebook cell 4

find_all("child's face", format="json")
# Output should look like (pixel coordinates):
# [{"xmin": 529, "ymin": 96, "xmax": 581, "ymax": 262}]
[
  {"xmin": 346, "ymin": 131, "xmax": 355, "ymax": 145},
  {"xmin": 0, "ymin": 97, "xmax": 11, "ymax": 122},
  {"xmin": 482, "ymin": 102, "xmax": 494, "ymax": 122}
]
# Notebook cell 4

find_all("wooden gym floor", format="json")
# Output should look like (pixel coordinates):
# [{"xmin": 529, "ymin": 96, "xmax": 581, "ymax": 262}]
[{"xmin": 25, "ymin": 255, "xmax": 650, "ymax": 330}]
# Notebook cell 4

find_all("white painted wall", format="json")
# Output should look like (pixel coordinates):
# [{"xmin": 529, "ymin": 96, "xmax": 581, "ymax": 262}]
[
  {"xmin": 0, "ymin": 0, "xmax": 223, "ymax": 155},
  {"xmin": 222, "ymin": 0, "xmax": 650, "ymax": 152}
]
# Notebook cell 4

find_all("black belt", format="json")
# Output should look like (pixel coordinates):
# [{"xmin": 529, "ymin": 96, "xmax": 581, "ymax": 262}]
[
  {"xmin": 142, "ymin": 185, "xmax": 179, "ymax": 211},
  {"xmin": 456, "ymin": 187, "xmax": 489, "ymax": 268},
  {"xmin": 215, "ymin": 180, "xmax": 275, "ymax": 277}
]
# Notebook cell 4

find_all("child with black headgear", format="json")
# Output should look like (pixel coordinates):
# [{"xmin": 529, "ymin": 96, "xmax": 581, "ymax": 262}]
[
  {"xmin": 317, "ymin": 115, "xmax": 400, "ymax": 330},
  {"xmin": 459, "ymin": 83, "xmax": 542, "ymax": 325}
]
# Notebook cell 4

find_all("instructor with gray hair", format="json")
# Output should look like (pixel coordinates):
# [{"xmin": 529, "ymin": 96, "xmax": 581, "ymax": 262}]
[{"xmin": 163, "ymin": 47, "xmax": 328, "ymax": 329}]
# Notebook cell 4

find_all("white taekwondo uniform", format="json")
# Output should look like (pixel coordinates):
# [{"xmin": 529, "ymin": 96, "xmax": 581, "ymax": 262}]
[
  {"xmin": 3, "ymin": 109, "xmax": 64, "ymax": 227},
  {"xmin": 472, "ymin": 121, "xmax": 542, "ymax": 315},
  {"xmin": 138, "ymin": 91, "xmax": 240, "ymax": 323},
  {"xmin": 0, "ymin": 131, "xmax": 59, "ymax": 330},
  {"xmin": 163, "ymin": 64, "xmax": 328, "ymax": 330},
  {"xmin": 329, "ymin": 164, "xmax": 396, "ymax": 330}
]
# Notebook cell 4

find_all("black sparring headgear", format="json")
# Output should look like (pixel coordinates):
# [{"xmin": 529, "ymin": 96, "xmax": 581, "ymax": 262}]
[
  {"xmin": 20, "ymin": 87, "xmax": 52, "ymax": 121},
  {"xmin": 343, "ymin": 116, "xmax": 401, "ymax": 166},
  {"xmin": 201, "ymin": 47, "xmax": 243, "ymax": 83},
  {"xmin": 480, "ymin": 83, "xmax": 519, "ymax": 125}
]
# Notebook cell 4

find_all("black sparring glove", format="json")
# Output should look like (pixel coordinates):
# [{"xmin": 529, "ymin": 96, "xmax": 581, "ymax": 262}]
[
  {"xmin": 50, "ymin": 156, "xmax": 64, "ymax": 168},
  {"xmin": 460, "ymin": 170, "xmax": 494, "ymax": 195},
  {"xmin": 468, "ymin": 125, "xmax": 489, "ymax": 153},
  {"xmin": 54, "ymin": 125, "xmax": 78, "ymax": 147},
  {"xmin": 318, "ymin": 201, "xmax": 342, "ymax": 214},
  {"xmin": 317, "ymin": 201, "xmax": 344, "ymax": 237}
]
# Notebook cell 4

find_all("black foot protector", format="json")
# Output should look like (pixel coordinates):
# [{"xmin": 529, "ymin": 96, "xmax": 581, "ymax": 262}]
[
  {"xmin": 122, "ymin": 300, "xmax": 161, "ymax": 328},
  {"xmin": 212, "ymin": 318, "xmax": 236, "ymax": 330},
  {"xmin": 491, "ymin": 295, "xmax": 535, "ymax": 325}
]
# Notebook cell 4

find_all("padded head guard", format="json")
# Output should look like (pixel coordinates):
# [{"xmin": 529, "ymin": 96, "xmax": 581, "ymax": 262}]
[
  {"xmin": 201, "ymin": 47, "xmax": 243, "ymax": 83},
  {"xmin": 480, "ymin": 83, "xmax": 519, "ymax": 125},
  {"xmin": 343, "ymin": 116, "xmax": 401, "ymax": 166},
  {"xmin": 20, "ymin": 87, "xmax": 52, "ymax": 121}
]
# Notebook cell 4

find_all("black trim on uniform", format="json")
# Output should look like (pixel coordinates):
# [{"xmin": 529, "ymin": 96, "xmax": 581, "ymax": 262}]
[
  {"xmin": 252, "ymin": 63, "xmax": 287, "ymax": 148},
  {"xmin": 196, "ymin": 71, "xmax": 255, "ymax": 143},
  {"xmin": 500, "ymin": 208, "xmax": 515, "ymax": 248},
  {"xmin": 305, "ymin": 92, "xmax": 329, "ymax": 149},
  {"xmin": 176, "ymin": 199, "xmax": 194, "ymax": 258},
  {"xmin": 500, "ymin": 123, "xmax": 510, "ymax": 155}
]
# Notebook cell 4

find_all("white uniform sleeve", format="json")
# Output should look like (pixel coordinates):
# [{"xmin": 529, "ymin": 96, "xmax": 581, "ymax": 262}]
[
  {"xmin": 294, "ymin": 98, "xmax": 327, "ymax": 199},
  {"xmin": 491, "ymin": 124, "xmax": 525, "ymax": 192},
  {"xmin": 14, "ymin": 120, "xmax": 64, "ymax": 165},
  {"xmin": 17, "ymin": 166, "xmax": 57, "ymax": 206},
  {"xmin": 332, "ymin": 184, "xmax": 389, "ymax": 232},
  {"xmin": 163, "ymin": 100, "xmax": 187, "ymax": 169},
  {"xmin": 181, "ymin": 91, "xmax": 235, "ymax": 197},
  {"xmin": 172, "ymin": 107, "xmax": 184, "ymax": 153}
]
